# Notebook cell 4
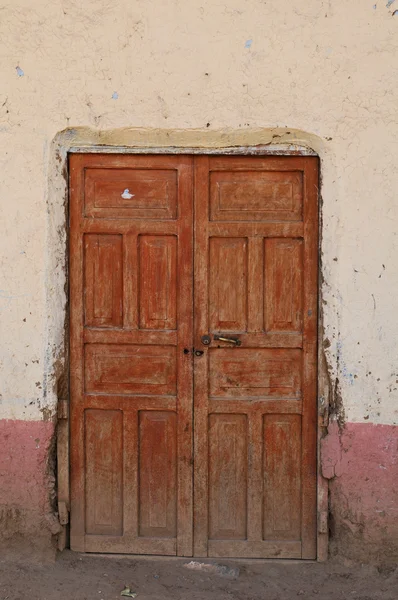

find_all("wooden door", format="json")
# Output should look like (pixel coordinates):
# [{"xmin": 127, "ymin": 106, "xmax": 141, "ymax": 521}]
[
  {"xmin": 69, "ymin": 154, "xmax": 193, "ymax": 555},
  {"xmin": 69, "ymin": 153, "xmax": 318, "ymax": 559},
  {"xmin": 193, "ymin": 156, "xmax": 318, "ymax": 559}
]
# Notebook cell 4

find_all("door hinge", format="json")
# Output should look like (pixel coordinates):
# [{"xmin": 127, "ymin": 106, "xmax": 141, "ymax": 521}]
[
  {"xmin": 318, "ymin": 511, "xmax": 328, "ymax": 534},
  {"xmin": 58, "ymin": 399, "xmax": 69, "ymax": 420},
  {"xmin": 58, "ymin": 500, "xmax": 69, "ymax": 525}
]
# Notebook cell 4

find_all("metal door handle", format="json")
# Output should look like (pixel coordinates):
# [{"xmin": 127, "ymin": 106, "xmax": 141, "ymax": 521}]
[{"xmin": 214, "ymin": 334, "xmax": 241, "ymax": 346}]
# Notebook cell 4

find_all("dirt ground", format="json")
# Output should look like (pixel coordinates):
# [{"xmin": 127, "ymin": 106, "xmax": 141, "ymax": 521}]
[{"xmin": 0, "ymin": 551, "xmax": 397, "ymax": 600}]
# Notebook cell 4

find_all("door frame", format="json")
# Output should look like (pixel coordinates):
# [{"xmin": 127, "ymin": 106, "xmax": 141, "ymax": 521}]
[{"xmin": 55, "ymin": 143, "xmax": 328, "ymax": 560}]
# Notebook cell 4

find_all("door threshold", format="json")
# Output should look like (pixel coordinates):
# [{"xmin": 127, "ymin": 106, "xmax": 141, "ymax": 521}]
[{"xmin": 74, "ymin": 552, "xmax": 318, "ymax": 565}]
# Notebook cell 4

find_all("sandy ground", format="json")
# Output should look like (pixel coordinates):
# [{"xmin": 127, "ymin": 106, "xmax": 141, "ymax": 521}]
[{"xmin": 0, "ymin": 551, "xmax": 397, "ymax": 600}]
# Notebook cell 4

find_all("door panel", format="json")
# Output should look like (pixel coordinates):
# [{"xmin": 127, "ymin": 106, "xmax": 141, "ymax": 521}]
[
  {"xmin": 138, "ymin": 411, "xmax": 177, "ymax": 538},
  {"xmin": 208, "ymin": 414, "xmax": 248, "ymax": 540},
  {"xmin": 138, "ymin": 235, "xmax": 177, "ymax": 330},
  {"xmin": 84, "ymin": 167, "xmax": 178, "ymax": 219},
  {"xmin": 70, "ymin": 153, "xmax": 318, "ymax": 559},
  {"xmin": 209, "ymin": 348, "xmax": 302, "ymax": 398},
  {"xmin": 85, "ymin": 409, "xmax": 123, "ymax": 536},
  {"xmin": 209, "ymin": 169, "xmax": 303, "ymax": 221},
  {"xmin": 70, "ymin": 154, "xmax": 193, "ymax": 555},
  {"xmin": 263, "ymin": 414, "xmax": 302, "ymax": 540},
  {"xmin": 84, "ymin": 344, "xmax": 177, "ymax": 395},
  {"xmin": 84, "ymin": 234, "xmax": 123, "ymax": 328},
  {"xmin": 264, "ymin": 238, "xmax": 303, "ymax": 333},
  {"xmin": 194, "ymin": 155, "xmax": 318, "ymax": 559},
  {"xmin": 209, "ymin": 238, "xmax": 248, "ymax": 332}
]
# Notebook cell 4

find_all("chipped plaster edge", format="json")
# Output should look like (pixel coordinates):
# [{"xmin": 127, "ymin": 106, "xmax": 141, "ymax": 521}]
[
  {"xmin": 44, "ymin": 137, "xmax": 69, "ymax": 422},
  {"xmin": 44, "ymin": 126, "xmax": 338, "ymax": 557},
  {"xmin": 68, "ymin": 144, "xmax": 317, "ymax": 156}
]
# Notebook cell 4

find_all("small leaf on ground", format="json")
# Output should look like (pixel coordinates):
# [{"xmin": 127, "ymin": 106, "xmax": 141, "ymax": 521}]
[{"xmin": 121, "ymin": 586, "xmax": 138, "ymax": 598}]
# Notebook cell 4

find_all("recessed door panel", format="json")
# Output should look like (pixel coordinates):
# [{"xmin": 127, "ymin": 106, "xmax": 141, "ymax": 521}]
[
  {"xmin": 210, "ymin": 170, "xmax": 303, "ymax": 221},
  {"xmin": 139, "ymin": 235, "xmax": 177, "ymax": 331},
  {"xmin": 85, "ymin": 409, "xmax": 123, "ymax": 536},
  {"xmin": 208, "ymin": 414, "xmax": 248, "ymax": 540},
  {"xmin": 84, "ymin": 344, "xmax": 177, "ymax": 395},
  {"xmin": 84, "ymin": 168, "xmax": 178, "ymax": 219},
  {"xmin": 139, "ymin": 411, "xmax": 177, "ymax": 538},
  {"xmin": 263, "ymin": 414, "xmax": 302, "ymax": 540},
  {"xmin": 209, "ymin": 348, "xmax": 302, "ymax": 398},
  {"xmin": 84, "ymin": 234, "xmax": 123, "ymax": 328},
  {"xmin": 265, "ymin": 238, "xmax": 303, "ymax": 333},
  {"xmin": 209, "ymin": 237, "xmax": 248, "ymax": 332}
]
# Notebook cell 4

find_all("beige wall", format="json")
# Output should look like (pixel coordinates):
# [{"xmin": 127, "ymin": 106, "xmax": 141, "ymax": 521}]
[{"xmin": 0, "ymin": 0, "xmax": 397, "ymax": 428}]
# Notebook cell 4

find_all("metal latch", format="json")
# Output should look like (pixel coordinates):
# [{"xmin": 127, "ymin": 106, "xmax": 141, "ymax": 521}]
[{"xmin": 214, "ymin": 334, "xmax": 241, "ymax": 346}]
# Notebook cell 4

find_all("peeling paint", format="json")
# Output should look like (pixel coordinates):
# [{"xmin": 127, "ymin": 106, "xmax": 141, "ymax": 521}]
[{"xmin": 121, "ymin": 188, "xmax": 134, "ymax": 199}]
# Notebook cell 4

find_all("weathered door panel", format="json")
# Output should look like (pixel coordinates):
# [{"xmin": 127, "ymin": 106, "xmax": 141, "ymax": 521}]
[
  {"xmin": 69, "ymin": 154, "xmax": 193, "ymax": 555},
  {"xmin": 193, "ymin": 155, "xmax": 318, "ymax": 559}
]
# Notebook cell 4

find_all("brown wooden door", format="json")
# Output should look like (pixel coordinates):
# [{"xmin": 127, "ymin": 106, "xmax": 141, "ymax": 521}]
[
  {"xmin": 69, "ymin": 154, "xmax": 194, "ymax": 555},
  {"xmin": 69, "ymin": 153, "xmax": 318, "ymax": 558},
  {"xmin": 193, "ymin": 156, "xmax": 318, "ymax": 559}
]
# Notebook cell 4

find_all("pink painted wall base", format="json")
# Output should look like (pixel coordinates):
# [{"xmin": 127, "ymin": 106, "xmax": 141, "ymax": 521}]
[
  {"xmin": 1, "ymin": 418, "xmax": 397, "ymax": 563},
  {"xmin": 322, "ymin": 421, "xmax": 398, "ymax": 565},
  {"xmin": 0, "ymin": 419, "xmax": 60, "ymax": 561}
]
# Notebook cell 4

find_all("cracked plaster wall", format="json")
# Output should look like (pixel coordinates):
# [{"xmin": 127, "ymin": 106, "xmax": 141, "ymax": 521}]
[
  {"xmin": 0, "ymin": 0, "xmax": 397, "ymax": 560},
  {"xmin": 0, "ymin": 0, "xmax": 397, "ymax": 425}
]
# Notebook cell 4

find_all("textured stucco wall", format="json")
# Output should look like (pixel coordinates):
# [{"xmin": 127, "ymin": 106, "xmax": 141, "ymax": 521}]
[{"xmin": 0, "ymin": 0, "xmax": 397, "ymax": 562}]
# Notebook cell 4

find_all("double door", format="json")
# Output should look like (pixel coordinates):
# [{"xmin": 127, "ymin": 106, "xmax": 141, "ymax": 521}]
[{"xmin": 69, "ymin": 154, "xmax": 318, "ymax": 558}]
